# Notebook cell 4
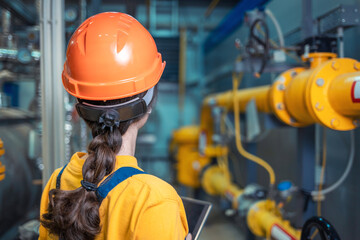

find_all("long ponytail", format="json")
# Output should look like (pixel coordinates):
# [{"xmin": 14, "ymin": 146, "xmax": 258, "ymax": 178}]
[{"xmin": 41, "ymin": 90, "xmax": 152, "ymax": 240}]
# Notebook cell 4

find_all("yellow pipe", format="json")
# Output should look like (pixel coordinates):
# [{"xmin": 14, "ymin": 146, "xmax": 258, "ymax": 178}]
[
  {"xmin": 203, "ymin": 53, "xmax": 360, "ymax": 131},
  {"xmin": 201, "ymin": 84, "xmax": 271, "ymax": 152},
  {"xmin": 172, "ymin": 53, "xmax": 360, "ymax": 238},
  {"xmin": 329, "ymin": 71, "xmax": 360, "ymax": 117},
  {"xmin": 201, "ymin": 73, "xmax": 276, "ymax": 187},
  {"xmin": 201, "ymin": 166, "xmax": 300, "ymax": 239},
  {"xmin": 302, "ymin": 52, "xmax": 337, "ymax": 68},
  {"xmin": 201, "ymin": 165, "xmax": 243, "ymax": 208},
  {"xmin": 303, "ymin": 56, "xmax": 360, "ymax": 130},
  {"xmin": 199, "ymin": 105, "xmax": 213, "ymax": 143},
  {"xmin": 202, "ymin": 165, "xmax": 230, "ymax": 195},
  {"xmin": 175, "ymin": 53, "xmax": 360, "ymax": 189},
  {"xmin": 247, "ymin": 200, "xmax": 301, "ymax": 239},
  {"xmin": 284, "ymin": 70, "xmax": 314, "ymax": 125},
  {"xmin": 233, "ymin": 74, "xmax": 276, "ymax": 186},
  {"xmin": 205, "ymin": 85, "xmax": 272, "ymax": 112},
  {"xmin": 172, "ymin": 127, "xmax": 228, "ymax": 188}
]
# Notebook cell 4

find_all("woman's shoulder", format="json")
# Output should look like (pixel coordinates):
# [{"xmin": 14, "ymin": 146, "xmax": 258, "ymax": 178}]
[{"xmin": 132, "ymin": 173, "xmax": 181, "ymax": 202}]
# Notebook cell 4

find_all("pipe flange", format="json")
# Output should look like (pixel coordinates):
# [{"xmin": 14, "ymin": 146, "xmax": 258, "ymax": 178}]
[
  {"xmin": 269, "ymin": 68, "xmax": 307, "ymax": 127},
  {"xmin": 307, "ymin": 58, "xmax": 359, "ymax": 130}
]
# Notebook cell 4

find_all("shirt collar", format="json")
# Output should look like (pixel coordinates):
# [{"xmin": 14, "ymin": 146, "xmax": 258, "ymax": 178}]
[{"xmin": 114, "ymin": 155, "xmax": 139, "ymax": 170}]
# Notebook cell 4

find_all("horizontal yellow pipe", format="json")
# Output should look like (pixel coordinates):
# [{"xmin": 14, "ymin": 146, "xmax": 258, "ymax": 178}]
[
  {"xmin": 201, "ymin": 165, "xmax": 243, "ymax": 208},
  {"xmin": 204, "ymin": 56, "xmax": 360, "ymax": 130},
  {"xmin": 202, "ymin": 165, "xmax": 230, "ymax": 195},
  {"xmin": 205, "ymin": 85, "xmax": 272, "ymax": 113}
]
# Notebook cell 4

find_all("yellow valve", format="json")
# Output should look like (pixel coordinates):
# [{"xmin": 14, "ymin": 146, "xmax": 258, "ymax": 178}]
[
  {"xmin": 0, "ymin": 138, "xmax": 5, "ymax": 181},
  {"xmin": 175, "ymin": 145, "xmax": 228, "ymax": 188},
  {"xmin": 175, "ymin": 145, "xmax": 210, "ymax": 188},
  {"xmin": 172, "ymin": 126, "xmax": 229, "ymax": 188},
  {"xmin": 172, "ymin": 126, "xmax": 202, "ymax": 187}
]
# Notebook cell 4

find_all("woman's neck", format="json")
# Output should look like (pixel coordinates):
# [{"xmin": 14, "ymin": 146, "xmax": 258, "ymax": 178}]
[{"xmin": 116, "ymin": 125, "xmax": 138, "ymax": 156}]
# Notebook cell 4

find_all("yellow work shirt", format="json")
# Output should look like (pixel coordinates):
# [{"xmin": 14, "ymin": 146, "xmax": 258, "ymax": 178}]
[{"xmin": 39, "ymin": 152, "xmax": 189, "ymax": 240}]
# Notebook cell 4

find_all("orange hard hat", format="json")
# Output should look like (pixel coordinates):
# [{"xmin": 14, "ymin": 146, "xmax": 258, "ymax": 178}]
[{"xmin": 62, "ymin": 12, "xmax": 165, "ymax": 101}]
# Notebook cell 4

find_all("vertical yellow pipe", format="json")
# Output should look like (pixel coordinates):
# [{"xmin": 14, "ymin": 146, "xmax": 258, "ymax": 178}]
[
  {"xmin": 199, "ymin": 105, "xmax": 213, "ymax": 145},
  {"xmin": 232, "ymin": 73, "xmax": 276, "ymax": 186},
  {"xmin": 303, "ymin": 52, "xmax": 337, "ymax": 68}
]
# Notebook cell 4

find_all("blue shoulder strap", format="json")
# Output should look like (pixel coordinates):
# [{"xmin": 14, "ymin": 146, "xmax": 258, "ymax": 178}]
[
  {"xmin": 96, "ymin": 167, "xmax": 147, "ymax": 203},
  {"xmin": 56, "ymin": 163, "xmax": 68, "ymax": 189},
  {"xmin": 56, "ymin": 165, "xmax": 146, "ymax": 202}
]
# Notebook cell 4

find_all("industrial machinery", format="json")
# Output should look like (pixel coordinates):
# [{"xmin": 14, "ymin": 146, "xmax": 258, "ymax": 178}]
[
  {"xmin": 170, "ymin": 2, "xmax": 360, "ymax": 235},
  {"xmin": 171, "ymin": 51, "xmax": 355, "ymax": 239},
  {"xmin": 0, "ymin": 4, "xmax": 43, "ymax": 239},
  {"xmin": 207, "ymin": 52, "xmax": 360, "ymax": 131},
  {"xmin": 0, "ymin": 109, "xmax": 43, "ymax": 239},
  {"xmin": 172, "ymin": 125, "xmax": 302, "ymax": 239}
]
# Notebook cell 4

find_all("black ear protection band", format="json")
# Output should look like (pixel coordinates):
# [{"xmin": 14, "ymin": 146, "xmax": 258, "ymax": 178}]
[{"xmin": 76, "ymin": 87, "xmax": 154, "ymax": 131}]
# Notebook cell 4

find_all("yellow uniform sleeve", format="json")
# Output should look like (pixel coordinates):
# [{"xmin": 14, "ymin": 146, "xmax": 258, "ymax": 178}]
[
  {"xmin": 38, "ymin": 171, "xmax": 59, "ymax": 240},
  {"xmin": 135, "ymin": 199, "xmax": 188, "ymax": 240}
]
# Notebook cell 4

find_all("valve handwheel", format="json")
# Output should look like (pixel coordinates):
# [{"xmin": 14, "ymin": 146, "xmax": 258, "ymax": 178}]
[{"xmin": 301, "ymin": 217, "xmax": 341, "ymax": 240}]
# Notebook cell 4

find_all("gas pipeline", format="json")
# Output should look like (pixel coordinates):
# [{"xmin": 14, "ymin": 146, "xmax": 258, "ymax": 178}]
[{"xmin": 170, "ymin": 52, "xmax": 357, "ymax": 239}]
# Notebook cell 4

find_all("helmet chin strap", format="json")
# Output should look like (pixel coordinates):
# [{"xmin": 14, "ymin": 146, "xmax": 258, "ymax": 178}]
[{"xmin": 75, "ymin": 87, "xmax": 155, "ymax": 129}]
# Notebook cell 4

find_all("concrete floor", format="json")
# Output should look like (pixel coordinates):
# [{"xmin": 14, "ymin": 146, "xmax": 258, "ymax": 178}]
[{"xmin": 199, "ymin": 205, "xmax": 246, "ymax": 240}]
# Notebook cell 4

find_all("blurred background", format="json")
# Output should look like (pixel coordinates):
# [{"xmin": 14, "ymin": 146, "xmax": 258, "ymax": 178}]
[{"xmin": 1, "ymin": 0, "xmax": 360, "ymax": 239}]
